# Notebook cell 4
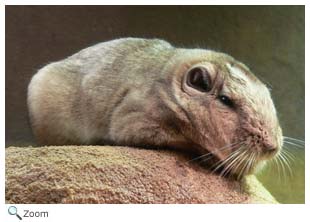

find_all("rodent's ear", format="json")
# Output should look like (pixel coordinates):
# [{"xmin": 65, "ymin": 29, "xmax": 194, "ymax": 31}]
[{"xmin": 185, "ymin": 66, "xmax": 211, "ymax": 92}]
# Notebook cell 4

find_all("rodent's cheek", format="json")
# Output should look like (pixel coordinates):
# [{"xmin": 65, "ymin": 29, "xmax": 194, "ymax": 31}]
[
  {"xmin": 220, "ymin": 113, "xmax": 240, "ymax": 149},
  {"xmin": 208, "ymin": 101, "xmax": 240, "ymax": 149}
]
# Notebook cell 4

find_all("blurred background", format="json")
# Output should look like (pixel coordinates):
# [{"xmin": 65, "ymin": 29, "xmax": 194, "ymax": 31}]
[{"xmin": 5, "ymin": 6, "xmax": 304, "ymax": 203}]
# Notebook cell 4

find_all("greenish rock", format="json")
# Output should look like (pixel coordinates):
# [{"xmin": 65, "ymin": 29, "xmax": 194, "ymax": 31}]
[{"xmin": 243, "ymin": 175, "xmax": 278, "ymax": 203}]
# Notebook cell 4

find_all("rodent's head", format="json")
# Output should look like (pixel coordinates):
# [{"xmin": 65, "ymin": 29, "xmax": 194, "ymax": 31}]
[{"xmin": 170, "ymin": 50, "xmax": 283, "ymax": 177}]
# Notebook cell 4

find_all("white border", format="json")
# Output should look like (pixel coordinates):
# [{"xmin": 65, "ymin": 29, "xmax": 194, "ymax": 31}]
[{"xmin": 1, "ymin": 2, "xmax": 308, "ymax": 222}]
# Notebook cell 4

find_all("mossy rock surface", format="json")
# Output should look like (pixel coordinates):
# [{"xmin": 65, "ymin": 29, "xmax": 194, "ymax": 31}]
[{"xmin": 5, "ymin": 146, "xmax": 277, "ymax": 204}]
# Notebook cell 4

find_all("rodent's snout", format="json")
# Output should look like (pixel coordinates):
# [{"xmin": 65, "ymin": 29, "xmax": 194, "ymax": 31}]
[
  {"xmin": 257, "ymin": 135, "xmax": 278, "ymax": 154},
  {"xmin": 247, "ymin": 127, "xmax": 282, "ymax": 158}
]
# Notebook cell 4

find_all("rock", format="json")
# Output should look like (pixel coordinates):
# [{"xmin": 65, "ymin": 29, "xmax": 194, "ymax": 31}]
[{"xmin": 5, "ymin": 146, "xmax": 277, "ymax": 204}]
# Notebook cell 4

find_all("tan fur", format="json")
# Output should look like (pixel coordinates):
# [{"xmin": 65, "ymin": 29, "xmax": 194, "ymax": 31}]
[{"xmin": 28, "ymin": 38, "xmax": 283, "ymax": 177}]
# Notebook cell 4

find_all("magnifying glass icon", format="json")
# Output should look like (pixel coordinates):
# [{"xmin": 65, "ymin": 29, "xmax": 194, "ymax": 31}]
[{"xmin": 8, "ymin": 206, "xmax": 22, "ymax": 220}]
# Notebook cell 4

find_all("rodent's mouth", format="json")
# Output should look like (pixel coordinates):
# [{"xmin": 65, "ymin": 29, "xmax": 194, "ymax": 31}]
[
  {"xmin": 190, "ymin": 136, "xmax": 281, "ymax": 180},
  {"xmin": 205, "ymin": 143, "xmax": 280, "ymax": 180}
]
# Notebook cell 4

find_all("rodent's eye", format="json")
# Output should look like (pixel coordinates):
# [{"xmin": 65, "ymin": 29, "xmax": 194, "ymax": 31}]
[
  {"xmin": 219, "ymin": 95, "xmax": 234, "ymax": 108},
  {"xmin": 186, "ymin": 67, "xmax": 211, "ymax": 92}
]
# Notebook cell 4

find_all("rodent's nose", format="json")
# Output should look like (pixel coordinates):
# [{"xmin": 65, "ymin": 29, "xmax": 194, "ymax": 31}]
[
  {"xmin": 251, "ymin": 133, "xmax": 278, "ymax": 154},
  {"xmin": 262, "ymin": 141, "xmax": 278, "ymax": 154}
]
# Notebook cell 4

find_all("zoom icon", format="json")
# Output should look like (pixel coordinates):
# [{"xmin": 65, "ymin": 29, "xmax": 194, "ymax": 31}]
[{"xmin": 8, "ymin": 206, "xmax": 22, "ymax": 220}]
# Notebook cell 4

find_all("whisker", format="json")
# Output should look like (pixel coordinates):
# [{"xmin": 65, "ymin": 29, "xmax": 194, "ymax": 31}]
[
  {"xmin": 220, "ymin": 148, "xmax": 246, "ymax": 177},
  {"xmin": 237, "ymin": 150, "xmax": 253, "ymax": 180},
  {"xmin": 273, "ymin": 155, "xmax": 282, "ymax": 182},
  {"xmin": 283, "ymin": 141, "xmax": 304, "ymax": 149},
  {"xmin": 244, "ymin": 151, "xmax": 254, "ymax": 176},
  {"xmin": 211, "ymin": 147, "xmax": 244, "ymax": 175},
  {"xmin": 283, "ymin": 145, "xmax": 305, "ymax": 163},
  {"xmin": 246, "ymin": 152, "xmax": 256, "ymax": 176},
  {"xmin": 212, "ymin": 149, "xmax": 241, "ymax": 174},
  {"xmin": 279, "ymin": 151, "xmax": 293, "ymax": 178},
  {"xmin": 281, "ymin": 148, "xmax": 296, "ymax": 163},
  {"xmin": 221, "ymin": 149, "xmax": 246, "ymax": 176},
  {"xmin": 187, "ymin": 140, "xmax": 244, "ymax": 163},
  {"xmin": 232, "ymin": 149, "xmax": 250, "ymax": 179},
  {"xmin": 276, "ymin": 153, "xmax": 288, "ymax": 183},
  {"xmin": 283, "ymin": 136, "xmax": 305, "ymax": 144},
  {"xmin": 199, "ymin": 143, "xmax": 243, "ymax": 163}
]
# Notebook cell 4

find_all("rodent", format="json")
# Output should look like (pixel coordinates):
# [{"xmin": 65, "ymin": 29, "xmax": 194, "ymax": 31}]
[{"xmin": 27, "ymin": 38, "xmax": 283, "ymax": 178}]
